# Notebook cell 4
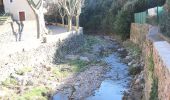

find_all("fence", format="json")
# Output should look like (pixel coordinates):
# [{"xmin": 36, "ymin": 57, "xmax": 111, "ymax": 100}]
[
  {"xmin": 134, "ymin": 11, "xmax": 147, "ymax": 24},
  {"xmin": 134, "ymin": 7, "xmax": 164, "ymax": 24}
]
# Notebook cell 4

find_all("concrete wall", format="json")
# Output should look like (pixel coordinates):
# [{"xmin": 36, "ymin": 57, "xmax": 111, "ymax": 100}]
[
  {"xmin": 130, "ymin": 23, "xmax": 170, "ymax": 100},
  {"xmin": 3, "ymin": 0, "xmax": 36, "ymax": 20}
]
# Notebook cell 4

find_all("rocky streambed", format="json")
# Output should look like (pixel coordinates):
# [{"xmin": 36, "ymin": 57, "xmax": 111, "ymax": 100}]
[
  {"xmin": 86, "ymin": 53, "xmax": 131, "ymax": 100},
  {"xmin": 53, "ymin": 36, "xmax": 145, "ymax": 100},
  {"xmin": 0, "ymin": 35, "xmax": 144, "ymax": 100},
  {"xmin": 53, "ymin": 53, "xmax": 130, "ymax": 100}
]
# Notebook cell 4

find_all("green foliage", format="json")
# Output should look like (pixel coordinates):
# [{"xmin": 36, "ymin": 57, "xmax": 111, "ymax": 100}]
[
  {"xmin": 16, "ymin": 87, "xmax": 48, "ymax": 100},
  {"xmin": 147, "ymin": 49, "xmax": 155, "ymax": 81},
  {"xmin": 2, "ymin": 78, "xmax": 18, "ymax": 87},
  {"xmin": 128, "ymin": 66, "xmax": 141, "ymax": 75},
  {"xmin": 80, "ymin": 0, "xmax": 125, "ymax": 33},
  {"xmin": 86, "ymin": 35, "xmax": 104, "ymax": 46},
  {"xmin": 69, "ymin": 60, "xmax": 89, "ymax": 72},
  {"xmin": 150, "ymin": 78, "xmax": 158, "ymax": 100},
  {"xmin": 84, "ymin": 15, "xmax": 102, "ymax": 31},
  {"xmin": 148, "ymin": 51, "xmax": 154, "ymax": 73},
  {"xmin": 123, "ymin": 40, "xmax": 141, "ymax": 58},
  {"xmin": 114, "ymin": 10, "xmax": 134, "ymax": 40},
  {"xmin": 52, "ymin": 67, "xmax": 70, "ymax": 78},
  {"xmin": 159, "ymin": 10, "xmax": 170, "ymax": 37},
  {"xmin": 16, "ymin": 67, "xmax": 32, "ymax": 75},
  {"xmin": 101, "ymin": 12, "xmax": 116, "ymax": 33}
]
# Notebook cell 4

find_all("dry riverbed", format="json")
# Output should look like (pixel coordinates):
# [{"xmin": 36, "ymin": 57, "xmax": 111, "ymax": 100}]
[{"xmin": 0, "ymin": 35, "xmax": 144, "ymax": 100}]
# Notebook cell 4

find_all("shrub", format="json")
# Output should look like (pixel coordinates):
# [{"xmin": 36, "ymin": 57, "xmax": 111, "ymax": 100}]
[
  {"xmin": 159, "ymin": 10, "xmax": 170, "ymax": 37},
  {"xmin": 128, "ymin": 66, "xmax": 141, "ymax": 75},
  {"xmin": 69, "ymin": 60, "xmax": 89, "ymax": 72},
  {"xmin": 54, "ymin": 34, "xmax": 85, "ymax": 63}
]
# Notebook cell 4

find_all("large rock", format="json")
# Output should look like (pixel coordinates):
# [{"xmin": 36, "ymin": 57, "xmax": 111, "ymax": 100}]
[
  {"xmin": 79, "ymin": 57, "xmax": 90, "ymax": 62},
  {"xmin": 128, "ymin": 60, "xmax": 135, "ymax": 66},
  {"xmin": 65, "ymin": 55, "xmax": 79, "ymax": 60}
]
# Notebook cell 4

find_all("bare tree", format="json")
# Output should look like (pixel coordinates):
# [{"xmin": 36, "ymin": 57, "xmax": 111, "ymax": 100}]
[
  {"xmin": 56, "ymin": 0, "xmax": 79, "ymax": 31},
  {"xmin": 74, "ymin": 0, "xmax": 85, "ymax": 31},
  {"xmin": 26, "ymin": 0, "xmax": 47, "ymax": 39},
  {"xmin": 58, "ymin": 4, "xmax": 67, "ymax": 27},
  {"xmin": 55, "ymin": 0, "xmax": 66, "ymax": 26}
]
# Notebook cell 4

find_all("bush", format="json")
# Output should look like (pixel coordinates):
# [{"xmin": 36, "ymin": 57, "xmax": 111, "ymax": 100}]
[
  {"xmin": 159, "ymin": 8, "xmax": 170, "ymax": 37},
  {"xmin": 54, "ymin": 34, "xmax": 85, "ymax": 63},
  {"xmin": 114, "ymin": 10, "xmax": 134, "ymax": 40},
  {"xmin": 128, "ymin": 66, "xmax": 141, "ymax": 75},
  {"xmin": 80, "ymin": 0, "xmax": 125, "ymax": 33}
]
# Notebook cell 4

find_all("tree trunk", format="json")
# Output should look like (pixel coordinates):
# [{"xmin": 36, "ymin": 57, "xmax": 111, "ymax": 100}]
[
  {"xmin": 39, "ymin": 10, "xmax": 47, "ymax": 35},
  {"xmin": 35, "ymin": 10, "xmax": 47, "ymax": 39},
  {"xmin": 68, "ymin": 16, "xmax": 72, "ymax": 31},
  {"xmin": 76, "ymin": 15, "xmax": 79, "ymax": 31},
  {"xmin": 61, "ymin": 16, "xmax": 65, "ymax": 27},
  {"xmin": 36, "ymin": 13, "xmax": 40, "ymax": 39},
  {"xmin": 26, "ymin": 0, "xmax": 47, "ymax": 39}
]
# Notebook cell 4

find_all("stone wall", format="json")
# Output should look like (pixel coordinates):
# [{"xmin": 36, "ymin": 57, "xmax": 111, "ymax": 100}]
[
  {"xmin": 0, "ymin": 28, "xmax": 83, "ymax": 83},
  {"xmin": 130, "ymin": 23, "xmax": 170, "ymax": 100},
  {"xmin": 130, "ymin": 23, "xmax": 150, "ymax": 48},
  {"xmin": 153, "ymin": 41, "xmax": 170, "ymax": 100}
]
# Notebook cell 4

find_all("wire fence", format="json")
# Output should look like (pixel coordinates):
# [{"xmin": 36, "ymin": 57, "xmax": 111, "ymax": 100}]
[
  {"xmin": 134, "ymin": 7, "xmax": 164, "ymax": 24},
  {"xmin": 134, "ymin": 6, "xmax": 170, "ymax": 38}
]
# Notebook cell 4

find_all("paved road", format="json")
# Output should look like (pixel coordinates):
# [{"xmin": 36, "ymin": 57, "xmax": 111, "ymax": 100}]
[
  {"xmin": 47, "ymin": 25, "xmax": 68, "ymax": 35},
  {"xmin": 148, "ymin": 26, "xmax": 164, "ymax": 42}
]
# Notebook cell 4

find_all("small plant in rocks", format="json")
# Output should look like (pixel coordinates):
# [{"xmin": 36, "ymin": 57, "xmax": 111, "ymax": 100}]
[
  {"xmin": 128, "ymin": 66, "xmax": 141, "ymax": 76},
  {"xmin": 1, "ymin": 77, "xmax": 18, "ymax": 87},
  {"xmin": 15, "ymin": 67, "xmax": 32, "ymax": 75}
]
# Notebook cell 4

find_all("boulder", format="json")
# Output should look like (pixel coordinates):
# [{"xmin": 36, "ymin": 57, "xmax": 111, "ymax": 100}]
[
  {"xmin": 128, "ymin": 60, "xmax": 135, "ymax": 66},
  {"xmin": 79, "ymin": 57, "xmax": 90, "ymax": 62},
  {"xmin": 65, "ymin": 55, "xmax": 79, "ymax": 60}
]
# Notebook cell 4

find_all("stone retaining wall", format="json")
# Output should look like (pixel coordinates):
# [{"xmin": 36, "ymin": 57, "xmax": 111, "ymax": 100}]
[
  {"xmin": 153, "ymin": 41, "xmax": 170, "ymax": 100},
  {"xmin": 130, "ymin": 23, "xmax": 170, "ymax": 100}
]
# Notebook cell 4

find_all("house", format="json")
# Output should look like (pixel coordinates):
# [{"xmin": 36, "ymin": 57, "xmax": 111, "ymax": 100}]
[
  {"xmin": 1, "ymin": 0, "xmax": 36, "ymax": 21},
  {"xmin": 0, "ymin": 0, "xmax": 46, "ymax": 41}
]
